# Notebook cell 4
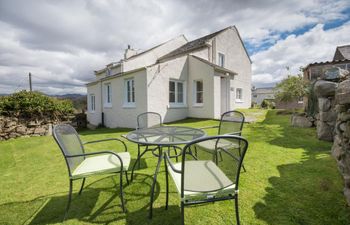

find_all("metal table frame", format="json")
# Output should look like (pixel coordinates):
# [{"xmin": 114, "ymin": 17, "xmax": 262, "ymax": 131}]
[{"xmin": 125, "ymin": 126, "xmax": 206, "ymax": 218}]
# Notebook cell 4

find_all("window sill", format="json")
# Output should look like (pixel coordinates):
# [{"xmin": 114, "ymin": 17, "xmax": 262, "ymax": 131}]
[
  {"xmin": 192, "ymin": 103, "xmax": 203, "ymax": 108},
  {"xmin": 123, "ymin": 103, "xmax": 136, "ymax": 108},
  {"xmin": 235, "ymin": 100, "xmax": 244, "ymax": 103},
  {"xmin": 89, "ymin": 111, "xmax": 96, "ymax": 113},
  {"xmin": 103, "ymin": 104, "xmax": 112, "ymax": 108},
  {"xmin": 168, "ymin": 104, "xmax": 187, "ymax": 109}
]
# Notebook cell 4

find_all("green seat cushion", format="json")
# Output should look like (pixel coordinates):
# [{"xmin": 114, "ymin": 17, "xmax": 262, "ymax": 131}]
[
  {"xmin": 168, "ymin": 160, "xmax": 236, "ymax": 201},
  {"xmin": 72, "ymin": 152, "xmax": 130, "ymax": 179},
  {"xmin": 195, "ymin": 139, "xmax": 238, "ymax": 152}
]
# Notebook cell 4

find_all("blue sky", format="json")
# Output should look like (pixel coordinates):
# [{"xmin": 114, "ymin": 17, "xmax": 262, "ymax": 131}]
[{"xmin": 0, "ymin": 0, "xmax": 349, "ymax": 94}]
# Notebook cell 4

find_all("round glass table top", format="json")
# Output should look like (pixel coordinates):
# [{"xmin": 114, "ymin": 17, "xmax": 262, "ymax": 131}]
[{"xmin": 125, "ymin": 126, "xmax": 206, "ymax": 145}]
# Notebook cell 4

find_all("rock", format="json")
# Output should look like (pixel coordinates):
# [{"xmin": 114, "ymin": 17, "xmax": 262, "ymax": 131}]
[
  {"xmin": 34, "ymin": 127, "xmax": 46, "ymax": 135},
  {"xmin": 318, "ymin": 98, "xmax": 332, "ymax": 112},
  {"xmin": 16, "ymin": 126, "xmax": 27, "ymax": 135},
  {"xmin": 339, "ymin": 112, "xmax": 350, "ymax": 122},
  {"xmin": 314, "ymin": 80, "xmax": 338, "ymax": 98},
  {"xmin": 291, "ymin": 115, "xmax": 313, "ymax": 128},
  {"xmin": 4, "ymin": 126, "xmax": 16, "ymax": 133},
  {"xmin": 5, "ymin": 121, "xmax": 17, "ymax": 128},
  {"xmin": 317, "ymin": 121, "xmax": 334, "ymax": 141},
  {"xmin": 87, "ymin": 123, "xmax": 97, "ymax": 130},
  {"xmin": 319, "ymin": 111, "xmax": 337, "ymax": 122},
  {"xmin": 336, "ymin": 105, "xmax": 347, "ymax": 113},
  {"xmin": 336, "ymin": 80, "xmax": 350, "ymax": 105},
  {"xmin": 8, "ymin": 132, "xmax": 20, "ymax": 139},
  {"xmin": 28, "ymin": 121, "xmax": 41, "ymax": 127},
  {"xmin": 332, "ymin": 136, "xmax": 343, "ymax": 160}
]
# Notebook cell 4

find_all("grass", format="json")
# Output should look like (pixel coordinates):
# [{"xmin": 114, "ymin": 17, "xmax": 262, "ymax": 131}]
[{"xmin": 0, "ymin": 109, "xmax": 349, "ymax": 224}]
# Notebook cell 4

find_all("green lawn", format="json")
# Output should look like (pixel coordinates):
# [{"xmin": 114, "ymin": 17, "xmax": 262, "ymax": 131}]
[{"xmin": 0, "ymin": 109, "xmax": 349, "ymax": 225}]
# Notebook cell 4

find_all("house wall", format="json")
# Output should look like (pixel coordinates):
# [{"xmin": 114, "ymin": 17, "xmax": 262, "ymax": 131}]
[
  {"xmin": 146, "ymin": 56, "xmax": 189, "ymax": 123},
  {"xmin": 190, "ymin": 48, "xmax": 209, "ymax": 61},
  {"xmin": 86, "ymin": 82, "xmax": 102, "ymax": 126},
  {"xmin": 188, "ymin": 56, "xmax": 216, "ymax": 119},
  {"xmin": 215, "ymin": 28, "xmax": 252, "ymax": 109},
  {"xmin": 102, "ymin": 70, "xmax": 148, "ymax": 128},
  {"xmin": 87, "ymin": 69, "xmax": 148, "ymax": 128},
  {"xmin": 122, "ymin": 36, "xmax": 187, "ymax": 72}
]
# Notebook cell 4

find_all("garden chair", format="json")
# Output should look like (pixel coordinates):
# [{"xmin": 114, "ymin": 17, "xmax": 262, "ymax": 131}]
[
  {"xmin": 52, "ymin": 124, "xmax": 130, "ymax": 221},
  {"xmin": 131, "ymin": 112, "xmax": 179, "ymax": 180},
  {"xmin": 164, "ymin": 135, "xmax": 248, "ymax": 225},
  {"xmin": 197, "ymin": 110, "xmax": 246, "ymax": 171}
]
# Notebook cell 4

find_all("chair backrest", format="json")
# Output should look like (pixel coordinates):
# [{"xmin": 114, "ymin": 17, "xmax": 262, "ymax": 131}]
[
  {"xmin": 137, "ymin": 112, "xmax": 162, "ymax": 129},
  {"xmin": 52, "ymin": 124, "xmax": 85, "ymax": 176},
  {"xmin": 218, "ymin": 110, "xmax": 245, "ymax": 135},
  {"xmin": 180, "ymin": 135, "xmax": 248, "ymax": 196}
]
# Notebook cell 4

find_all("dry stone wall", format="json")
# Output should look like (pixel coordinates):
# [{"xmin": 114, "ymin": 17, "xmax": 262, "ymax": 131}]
[
  {"xmin": 0, "ymin": 116, "xmax": 70, "ymax": 140},
  {"xmin": 332, "ymin": 78, "xmax": 350, "ymax": 205}
]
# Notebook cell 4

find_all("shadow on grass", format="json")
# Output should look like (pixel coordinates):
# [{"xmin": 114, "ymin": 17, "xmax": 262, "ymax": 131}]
[
  {"xmin": 251, "ymin": 110, "xmax": 350, "ymax": 225},
  {"xmin": 0, "ymin": 173, "xmax": 162, "ymax": 225}
]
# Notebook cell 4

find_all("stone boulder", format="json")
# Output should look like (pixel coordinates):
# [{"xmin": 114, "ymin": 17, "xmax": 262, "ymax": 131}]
[
  {"xmin": 316, "ymin": 121, "xmax": 334, "ymax": 141},
  {"xmin": 319, "ymin": 110, "xmax": 337, "ymax": 122},
  {"xmin": 314, "ymin": 80, "xmax": 338, "ymax": 98},
  {"xmin": 336, "ymin": 79, "xmax": 350, "ymax": 105},
  {"xmin": 318, "ymin": 98, "xmax": 332, "ymax": 112},
  {"xmin": 291, "ymin": 114, "xmax": 313, "ymax": 128}
]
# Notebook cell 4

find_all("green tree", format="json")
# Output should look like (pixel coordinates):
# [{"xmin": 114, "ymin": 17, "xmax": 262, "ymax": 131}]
[{"xmin": 275, "ymin": 75, "xmax": 307, "ymax": 102}]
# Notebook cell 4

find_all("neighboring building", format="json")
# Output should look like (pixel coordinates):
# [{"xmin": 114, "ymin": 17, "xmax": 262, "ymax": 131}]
[
  {"xmin": 251, "ymin": 87, "xmax": 275, "ymax": 105},
  {"xmin": 86, "ymin": 26, "xmax": 252, "ymax": 128},
  {"xmin": 304, "ymin": 45, "xmax": 350, "ymax": 81}
]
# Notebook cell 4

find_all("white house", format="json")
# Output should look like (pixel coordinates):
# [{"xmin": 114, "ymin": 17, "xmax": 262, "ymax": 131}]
[{"xmin": 86, "ymin": 26, "xmax": 252, "ymax": 128}]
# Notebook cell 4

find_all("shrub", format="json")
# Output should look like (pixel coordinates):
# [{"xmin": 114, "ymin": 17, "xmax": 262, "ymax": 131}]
[
  {"xmin": 0, "ymin": 90, "xmax": 74, "ymax": 119},
  {"xmin": 261, "ymin": 99, "xmax": 276, "ymax": 109}
]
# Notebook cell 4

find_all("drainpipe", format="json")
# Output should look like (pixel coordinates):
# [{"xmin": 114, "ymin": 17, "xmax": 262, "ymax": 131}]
[{"xmin": 100, "ymin": 80, "xmax": 104, "ymax": 127}]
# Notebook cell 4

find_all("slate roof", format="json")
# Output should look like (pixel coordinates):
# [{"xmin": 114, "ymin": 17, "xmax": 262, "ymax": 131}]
[
  {"xmin": 158, "ymin": 27, "xmax": 231, "ymax": 61},
  {"xmin": 333, "ymin": 45, "xmax": 350, "ymax": 60}
]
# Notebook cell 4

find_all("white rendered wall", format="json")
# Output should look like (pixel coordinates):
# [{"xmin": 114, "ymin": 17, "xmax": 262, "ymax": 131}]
[
  {"xmin": 86, "ymin": 83, "xmax": 102, "ymax": 126},
  {"xmin": 188, "ymin": 56, "xmax": 216, "ymax": 119},
  {"xmin": 146, "ymin": 56, "xmax": 189, "ymax": 123},
  {"xmin": 215, "ymin": 28, "xmax": 252, "ymax": 109}
]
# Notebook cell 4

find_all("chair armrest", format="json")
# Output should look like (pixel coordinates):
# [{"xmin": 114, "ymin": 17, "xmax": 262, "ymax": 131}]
[
  {"xmin": 66, "ymin": 151, "xmax": 124, "ymax": 169},
  {"xmin": 164, "ymin": 152, "xmax": 182, "ymax": 174},
  {"xmin": 83, "ymin": 138, "xmax": 127, "ymax": 152},
  {"xmin": 199, "ymin": 125, "xmax": 219, "ymax": 130}
]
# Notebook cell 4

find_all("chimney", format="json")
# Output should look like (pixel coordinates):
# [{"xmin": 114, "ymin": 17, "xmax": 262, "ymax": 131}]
[{"xmin": 124, "ymin": 45, "xmax": 137, "ymax": 59}]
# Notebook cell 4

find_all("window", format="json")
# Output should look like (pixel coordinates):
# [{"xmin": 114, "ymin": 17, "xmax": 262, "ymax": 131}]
[
  {"xmin": 89, "ymin": 94, "xmax": 95, "ymax": 112},
  {"xmin": 218, "ymin": 53, "xmax": 225, "ymax": 67},
  {"xmin": 236, "ymin": 88, "xmax": 243, "ymax": 101},
  {"xmin": 104, "ymin": 83, "xmax": 112, "ymax": 107},
  {"xmin": 193, "ymin": 80, "xmax": 203, "ymax": 105},
  {"xmin": 169, "ymin": 80, "xmax": 185, "ymax": 105},
  {"xmin": 124, "ymin": 78, "xmax": 135, "ymax": 106}
]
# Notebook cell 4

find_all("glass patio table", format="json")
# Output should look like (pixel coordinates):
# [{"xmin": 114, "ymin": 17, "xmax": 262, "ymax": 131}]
[{"xmin": 125, "ymin": 126, "xmax": 206, "ymax": 218}]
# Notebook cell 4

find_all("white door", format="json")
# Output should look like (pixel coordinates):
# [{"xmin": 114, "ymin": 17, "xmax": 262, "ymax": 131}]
[{"xmin": 221, "ymin": 77, "xmax": 229, "ymax": 115}]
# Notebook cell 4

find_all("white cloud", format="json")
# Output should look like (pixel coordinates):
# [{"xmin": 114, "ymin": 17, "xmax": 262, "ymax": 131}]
[
  {"xmin": 252, "ymin": 22, "xmax": 350, "ymax": 87},
  {"xmin": 0, "ymin": 0, "xmax": 349, "ymax": 94}
]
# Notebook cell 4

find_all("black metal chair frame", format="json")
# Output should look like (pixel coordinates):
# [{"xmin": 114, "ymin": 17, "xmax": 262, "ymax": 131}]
[
  {"xmin": 52, "ymin": 124, "xmax": 129, "ymax": 221},
  {"xmin": 200, "ymin": 110, "xmax": 246, "ymax": 171},
  {"xmin": 131, "ymin": 112, "xmax": 179, "ymax": 181},
  {"xmin": 164, "ymin": 135, "xmax": 249, "ymax": 225}
]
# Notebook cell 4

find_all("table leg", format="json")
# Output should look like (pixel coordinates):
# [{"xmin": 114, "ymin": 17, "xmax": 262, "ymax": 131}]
[
  {"xmin": 149, "ymin": 146, "xmax": 163, "ymax": 219},
  {"xmin": 131, "ymin": 147, "xmax": 150, "ymax": 181}
]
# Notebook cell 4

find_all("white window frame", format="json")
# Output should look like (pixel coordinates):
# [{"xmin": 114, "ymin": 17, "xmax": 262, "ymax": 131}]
[
  {"xmin": 169, "ymin": 80, "xmax": 186, "ymax": 107},
  {"xmin": 218, "ymin": 52, "xmax": 225, "ymax": 67},
  {"xmin": 124, "ymin": 78, "xmax": 135, "ymax": 107},
  {"xmin": 193, "ymin": 80, "xmax": 203, "ymax": 106},
  {"xmin": 104, "ymin": 83, "xmax": 112, "ymax": 108},
  {"xmin": 236, "ymin": 88, "xmax": 243, "ymax": 102},
  {"xmin": 89, "ymin": 94, "xmax": 95, "ymax": 112}
]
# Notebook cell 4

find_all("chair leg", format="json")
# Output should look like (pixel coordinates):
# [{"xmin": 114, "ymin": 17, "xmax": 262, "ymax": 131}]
[
  {"xmin": 181, "ymin": 202, "xmax": 185, "ymax": 225},
  {"xmin": 137, "ymin": 145, "xmax": 141, "ymax": 169},
  {"xmin": 149, "ymin": 151, "xmax": 163, "ymax": 219},
  {"xmin": 125, "ymin": 171, "xmax": 129, "ymax": 185},
  {"xmin": 78, "ymin": 178, "xmax": 85, "ymax": 195},
  {"xmin": 234, "ymin": 196, "xmax": 240, "ymax": 225},
  {"xmin": 118, "ymin": 173, "xmax": 126, "ymax": 213},
  {"xmin": 131, "ymin": 148, "xmax": 149, "ymax": 181},
  {"xmin": 173, "ymin": 146, "xmax": 178, "ymax": 162},
  {"xmin": 164, "ymin": 157, "xmax": 169, "ymax": 210},
  {"xmin": 63, "ymin": 179, "xmax": 73, "ymax": 221},
  {"xmin": 219, "ymin": 151, "xmax": 223, "ymax": 162}
]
